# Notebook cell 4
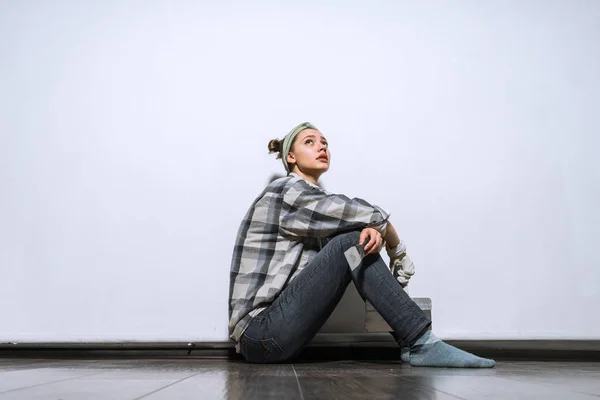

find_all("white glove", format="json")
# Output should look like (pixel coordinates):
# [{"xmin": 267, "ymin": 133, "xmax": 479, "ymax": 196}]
[
  {"xmin": 386, "ymin": 242, "xmax": 415, "ymax": 287},
  {"xmin": 386, "ymin": 241, "xmax": 406, "ymax": 261},
  {"xmin": 391, "ymin": 254, "xmax": 415, "ymax": 287}
]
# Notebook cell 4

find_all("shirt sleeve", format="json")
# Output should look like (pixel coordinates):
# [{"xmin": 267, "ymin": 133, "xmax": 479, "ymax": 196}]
[{"xmin": 279, "ymin": 181, "xmax": 390, "ymax": 239}]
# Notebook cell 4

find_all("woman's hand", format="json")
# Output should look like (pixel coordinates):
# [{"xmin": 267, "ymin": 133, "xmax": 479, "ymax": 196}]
[{"xmin": 360, "ymin": 227, "xmax": 383, "ymax": 255}]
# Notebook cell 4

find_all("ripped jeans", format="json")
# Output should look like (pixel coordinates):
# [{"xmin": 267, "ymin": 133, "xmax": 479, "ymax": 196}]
[{"xmin": 240, "ymin": 230, "xmax": 431, "ymax": 363}]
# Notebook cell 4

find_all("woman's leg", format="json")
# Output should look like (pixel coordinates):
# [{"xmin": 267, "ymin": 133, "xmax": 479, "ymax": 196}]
[
  {"xmin": 240, "ymin": 232, "xmax": 354, "ymax": 363},
  {"xmin": 241, "ymin": 230, "xmax": 494, "ymax": 367},
  {"xmin": 240, "ymin": 230, "xmax": 430, "ymax": 363},
  {"xmin": 354, "ymin": 241, "xmax": 495, "ymax": 368}
]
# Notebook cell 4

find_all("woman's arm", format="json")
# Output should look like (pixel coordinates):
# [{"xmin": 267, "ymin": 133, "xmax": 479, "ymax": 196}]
[
  {"xmin": 279, "ymin": 182, "xmax": 389, "ymax": 239},
  {"xmin": 384, "ymin": 221, "xmax": 401, "ymax": 251}
]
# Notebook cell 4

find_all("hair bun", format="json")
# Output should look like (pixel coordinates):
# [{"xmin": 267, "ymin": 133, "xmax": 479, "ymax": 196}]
[{"xmin": 268, "ymin": 139, "xmax": 282, "ymax": 159}]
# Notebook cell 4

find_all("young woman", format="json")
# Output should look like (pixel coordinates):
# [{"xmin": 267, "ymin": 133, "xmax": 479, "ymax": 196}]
[{"xmin": 228, "ymin": 122, "xmax": 495, "ymax": 368}]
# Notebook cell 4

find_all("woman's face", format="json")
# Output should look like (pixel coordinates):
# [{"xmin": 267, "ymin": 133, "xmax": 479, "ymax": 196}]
[{"xmin": 287, "ymin": 129, "xmax": 330, "ymax": 175}]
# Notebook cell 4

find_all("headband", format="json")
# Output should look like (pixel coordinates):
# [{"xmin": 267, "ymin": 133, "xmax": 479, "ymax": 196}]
[{"xmin": 281, "ymin": 122, "xmax": 319, "ymax": 173}]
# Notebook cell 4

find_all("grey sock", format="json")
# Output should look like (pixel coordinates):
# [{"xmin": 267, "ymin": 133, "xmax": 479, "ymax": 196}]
[
  {"xmin": 408, "ymin": 331, "xmax": 495, "ymax": 368},
  {"xmin": 400, "ymin": 346, "xmax": 410, "ymax": 363}
]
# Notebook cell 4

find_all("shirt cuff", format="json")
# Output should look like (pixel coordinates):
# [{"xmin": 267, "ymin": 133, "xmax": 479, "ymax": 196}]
[{"xmin": 371, "ymin": 205, "xmax": 390, "ymax": 237}]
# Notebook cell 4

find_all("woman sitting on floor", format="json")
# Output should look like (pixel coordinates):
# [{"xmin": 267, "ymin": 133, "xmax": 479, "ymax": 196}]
[{"xmin": 228, "ymin": 122, "xmax": 495, "ymax": 368}]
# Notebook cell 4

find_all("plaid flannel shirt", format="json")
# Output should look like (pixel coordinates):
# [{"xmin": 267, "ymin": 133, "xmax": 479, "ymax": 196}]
[{"xmin": 228, "ymin": 173, "xmax": 390, "ymax": 345}]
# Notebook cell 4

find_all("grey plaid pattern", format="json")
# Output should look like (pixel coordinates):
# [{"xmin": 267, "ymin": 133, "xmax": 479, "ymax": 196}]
[{"xmin": 228, "ymin": 173, "xmax": 390, "ymax": 343}]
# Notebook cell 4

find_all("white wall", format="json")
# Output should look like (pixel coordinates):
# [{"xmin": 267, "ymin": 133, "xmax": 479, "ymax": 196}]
[{"xmin": 1, "ymin": 0, "xmax": 599, "ymax": 342}]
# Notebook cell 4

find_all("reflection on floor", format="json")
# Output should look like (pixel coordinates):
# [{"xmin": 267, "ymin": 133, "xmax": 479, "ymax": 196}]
[{"xmin": 0, "ymin": 358, "xmax": 599, "ymax": 399}]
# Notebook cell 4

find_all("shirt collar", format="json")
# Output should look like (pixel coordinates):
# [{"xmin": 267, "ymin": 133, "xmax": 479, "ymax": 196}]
[{"xmin": 289, "ymin": 172, "xmax": 322, "ymax": 190}]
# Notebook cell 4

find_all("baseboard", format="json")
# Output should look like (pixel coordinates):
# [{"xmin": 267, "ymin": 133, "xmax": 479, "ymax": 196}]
[{"xmin": 1, "ymin": 335, "xmax": 599, "ymax": 361}]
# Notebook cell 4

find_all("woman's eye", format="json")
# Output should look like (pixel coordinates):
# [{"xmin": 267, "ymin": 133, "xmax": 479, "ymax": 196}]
[{"xmin": 306, "ymin": 140, "xmax": 313, "ymax": 144}]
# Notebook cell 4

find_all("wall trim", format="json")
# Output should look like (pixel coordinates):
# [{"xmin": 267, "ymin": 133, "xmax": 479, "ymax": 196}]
[{"xmin": 1, "ymin": 335, "xmax": 599, "ymax": 361}]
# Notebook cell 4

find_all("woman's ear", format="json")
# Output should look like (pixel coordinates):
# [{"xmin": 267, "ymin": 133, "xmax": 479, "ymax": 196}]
[{"xmin": 287, "ymin": 152, "xmax": 295, "ymax": 165}]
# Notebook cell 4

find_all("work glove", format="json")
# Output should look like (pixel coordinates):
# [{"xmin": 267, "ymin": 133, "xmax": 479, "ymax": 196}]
[{"xmin": 386, "ymin": 242, "xmax": 415, "ymax": 287}]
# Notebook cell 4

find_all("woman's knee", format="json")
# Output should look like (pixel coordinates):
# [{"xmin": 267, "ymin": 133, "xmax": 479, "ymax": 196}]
[{"xmin": 326, "ymin": 230, "xmax": 362, "ymax": 251}]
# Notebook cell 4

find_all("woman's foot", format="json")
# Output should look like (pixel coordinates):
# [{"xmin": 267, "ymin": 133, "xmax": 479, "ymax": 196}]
[{"xmin": 405, "ymin": 331, "xmax": 495, "ymax": 368}]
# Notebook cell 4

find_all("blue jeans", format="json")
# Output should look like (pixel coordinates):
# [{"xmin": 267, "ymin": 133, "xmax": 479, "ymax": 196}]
[{"xmin": 239, "ymin": 231, "xmax": 432, "ymax": 363}]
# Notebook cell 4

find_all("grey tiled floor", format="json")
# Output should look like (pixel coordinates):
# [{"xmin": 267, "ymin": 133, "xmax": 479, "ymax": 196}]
[{"xmin": 0, "ymin": 358, "xmax": 599, "ymax": 399}]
